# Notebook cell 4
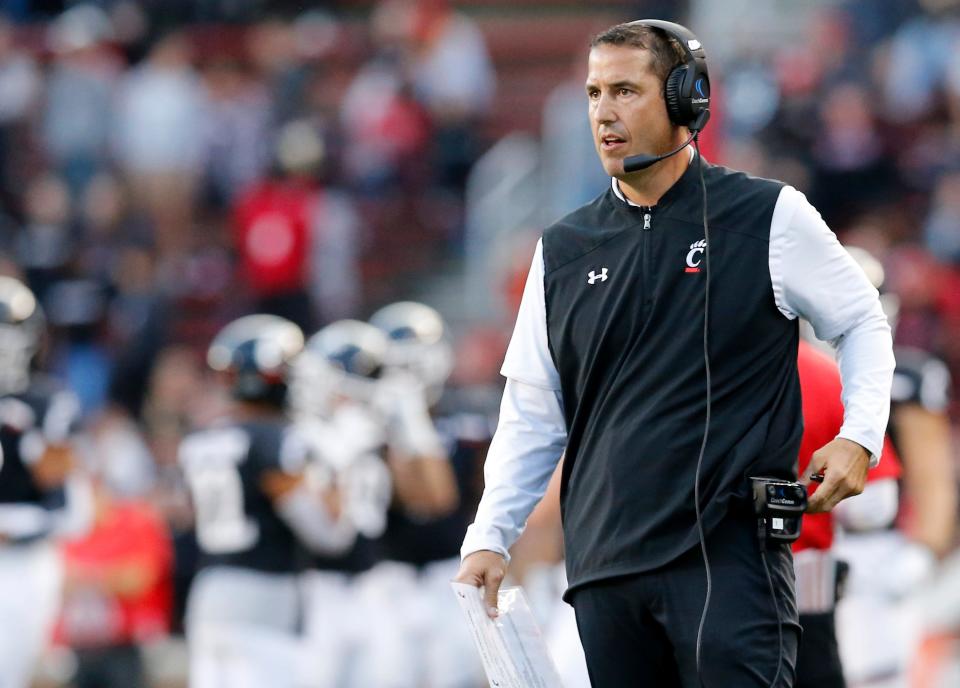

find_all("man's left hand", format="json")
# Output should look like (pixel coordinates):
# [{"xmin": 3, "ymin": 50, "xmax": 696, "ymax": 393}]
[{"xmin": 801, "ymin": 438, "xmax": 871, "ymax": 513}]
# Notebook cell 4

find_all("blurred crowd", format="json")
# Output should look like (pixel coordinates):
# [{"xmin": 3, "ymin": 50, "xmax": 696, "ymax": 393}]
[
  {"xmin": 0, "ymin": 0, "xmax": 497, "ymax": 375},
  {"xmin": 0, "ymin": 0, "xmax": 959, "ymax": 686},
  {"xmin": 711, "ymin": 0, "xmax": 960, "ymax": 404}
]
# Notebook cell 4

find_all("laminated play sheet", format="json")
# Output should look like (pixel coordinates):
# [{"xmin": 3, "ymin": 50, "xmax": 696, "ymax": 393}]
[{"xmin": 451, "ymin": 582, "xmax": 564, "ymax": 688}]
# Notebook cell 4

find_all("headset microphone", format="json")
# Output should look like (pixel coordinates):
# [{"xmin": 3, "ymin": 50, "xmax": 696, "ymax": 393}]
[
  {"xmin": 623, "ymin": 131, "xmax": 697, "ymax": 172},
  {"xmin": 622, "ymin": 110, "xmax": 710, "ymax": 173}
]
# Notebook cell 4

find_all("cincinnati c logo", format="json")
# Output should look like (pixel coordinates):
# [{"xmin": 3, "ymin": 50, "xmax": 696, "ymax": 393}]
[{"xmin": 685, "ymin": 240, "xmax": 706, "ymax": 273}]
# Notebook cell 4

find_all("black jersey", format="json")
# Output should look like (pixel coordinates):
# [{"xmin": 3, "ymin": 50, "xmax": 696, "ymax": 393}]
[
  {"xmin": 299, "ymin": 408, "xmax": 393, "ymax": 575},
  {"xmin": 383, "ymin": 409, "xmax": 493, "ymax": 567},
  {"xmin": 179, "ymin": 418, "xmax": 302, "ymax": 574},
  {"xmin": 308, "ymin": 443, "xmax": 388, "ymax": 576},
  {"xmin": 309, "ymin": 535, "xmax": 382, "ymax": 574},
  {"xmin": 0, "ymin": 376, "xmax": 81, "ymax": 541},
  {"xmin": 888, "ymin": 345, "xmax": 952, "ymax": 457},
  {"xmin": 890, "ymin": 346, "xmax": 951, "ymax": 413}
]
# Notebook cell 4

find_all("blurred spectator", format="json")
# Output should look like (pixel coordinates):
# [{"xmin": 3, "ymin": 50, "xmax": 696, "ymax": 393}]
[
  {"xmin": 809, "ymin": 81, "xmax": 896, "ymax": 226},
  {"xmin": 114, "ymin": 31, "xmax": 207, "ymax": 258},
  {"xmin": 41, "ymin": 4, "xmax": 119, "ymax": 196},
  {"xmin": 55, "ymin": 471, "xmax": 173, "ymax": 688},
  {"xmin": 540, "ymin": 57, "xmax": 610, "ymax": 221},
  {"xmin": 885, "ymin": 246, "xmax": 946, "ymax": 353},
  {"xmin": 105, "ymin": 244, "xmax": 171, "ymax": 419},
  {"xmin": 200, "ymin": 57, "xmax": 271, "ymax": 209},
  {"xmin": 246, "ymin": 14, "xmax": 339, "ymax": 128},
  {"xmin": 307, "ymin": 185, "xmax": 363, "ymax": 325},
  {"xmin": 924, "ymin": 169, "xmax": 960, "ymax": 262},
  {"xmin": 141, "ymin": 345, "xmax": 223, "ymax": 468},
  {"xmin": 246, "ymin": 17, "xmax": 303, "ymax": 122},
  {"xmin": 45, "ymin": 278, "xmax": 112, "ymax": 416},
  {"xmin": 0, "ymin": 14, "xmax": 40, "ymax": 203},
  {"xmin": 15, "ymin": 172, "xmax": 74, "ymax": 301},
  {"xmin": 407, "ymin": 0, "xmax": 495, "ymax": 189},
  {"xmin": 721, "ymin": 57, "xmax": 780, "ymax": 144},
  {"xmin": 883, "ymin": 0, "xmax": 960, "ymax": 123},
  {"xmin": 138, "ymin": 344, "xmax": 220, "ymax": 636},
  {"xmin": 843, "ymin": 0, "xmax": 920, "ymax": 46},
  {"xmin": 87, "ymin": 408, "xmax": 158, "ymax": 500},
  {"xmin": 232, "ymin": 119, "xmax": 362, "ymax": 329},
  {"xmin": 159, "ymin": 244, "xmax": 234, "ymax": 351},
  {"xmin": 339, "ymin": 55, "xmax": 431, "ymax": 190},
  {"xmin": 76, "ymin": 173, "xmax": 151, "ymax": 283},
  {"xmin": 340, "ymin": 1, "xmax": 431, "ymax": 191}
]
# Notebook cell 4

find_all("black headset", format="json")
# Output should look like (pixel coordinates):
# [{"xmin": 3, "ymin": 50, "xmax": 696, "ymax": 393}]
[
  {"xmin": 626, "ymin": 19, "xmax": 711, "ymax": 133},
  {"xmin": 621, "ymin": 20, "xmax": 712, "ymax": 172}
]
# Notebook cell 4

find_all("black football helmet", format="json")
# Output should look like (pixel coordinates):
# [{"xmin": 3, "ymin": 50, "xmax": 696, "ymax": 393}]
[
  {"xmin": 0, "ymin": 276, "xmax": 45, "ymax": 395},
  {"xmin": 206, "ymin": 314, "xmax": 305, "ymax": 406},
  {"xmin": 368, "ymin": 301, "xmax": 453, "ymax": 403},
  {"xmin": 289, "ymin": 319, "xmax": 389, "ymax": 417}
]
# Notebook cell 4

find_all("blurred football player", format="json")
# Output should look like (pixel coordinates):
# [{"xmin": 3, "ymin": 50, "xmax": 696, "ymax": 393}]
[
  {"xmin": 179, "ymin": 315, "xmax": 354, "ymax": 688},
  {"xmin": 369, "ymin": 301, "xmax": 486, "ymax": 688},
  {"xmin": 831, "ymin": 248, "xmax": 957, "ymax": 687},
  {"xmin": 0, "ymin": 276, "xmax": 90, "ymax": 688},
  {"xmin": 289, "ymin": 319, "xmax": 397, "ymax": 688},
  {"xmin": 794, "ymin": 340, "xmax": 902, "ymax": 688},
  {"xmin": 291, "ymin": 310, "xmax": 470, "ymax": 688}
]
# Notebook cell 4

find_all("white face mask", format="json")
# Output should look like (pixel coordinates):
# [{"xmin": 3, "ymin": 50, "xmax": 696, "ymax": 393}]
[{"xmin": 0, "ymin": 325, "xmax": 36, "ymax": 395}]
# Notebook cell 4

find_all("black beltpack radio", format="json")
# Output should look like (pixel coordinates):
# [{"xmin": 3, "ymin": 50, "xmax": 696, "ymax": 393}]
[{"xmin": 750, "ymin": 477, "xmax": 808, "ymax": 548}]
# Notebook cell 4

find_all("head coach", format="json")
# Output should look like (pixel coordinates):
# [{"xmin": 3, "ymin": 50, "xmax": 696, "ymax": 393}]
[{"xmin": 453, "ymin": 18, "xmax": 895, "ymax": 688}]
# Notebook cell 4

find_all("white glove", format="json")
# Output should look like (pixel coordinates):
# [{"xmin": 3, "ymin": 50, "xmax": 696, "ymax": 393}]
[
  {"xmin": 374, "ymin": 373, "xmax": 446, "ymax": 459},
  {"xmin": 837, "ymin": 531, "xmax": 936, "ymax": 600},
  {"xmin": 833, "ymin": 478, "xmax": 899, "ymax": 532}
]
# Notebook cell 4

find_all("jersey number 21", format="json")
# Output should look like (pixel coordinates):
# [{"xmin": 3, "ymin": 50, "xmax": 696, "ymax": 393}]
[{"xmin": 180, "ymin": 428, "xmax": 259, "ymax": 554}]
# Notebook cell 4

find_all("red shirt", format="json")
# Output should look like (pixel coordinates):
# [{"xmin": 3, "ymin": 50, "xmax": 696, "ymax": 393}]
[
  {"xmin": 793, "ymin": 341, "xmax": 901, "ymax": 552},
  {"xmin": 56, "ymin": 501, "xmax": 173, "ymax": 648},
  {"xmin": 233, "ymin": 180, "xmax": 316, "ymax": 296}
]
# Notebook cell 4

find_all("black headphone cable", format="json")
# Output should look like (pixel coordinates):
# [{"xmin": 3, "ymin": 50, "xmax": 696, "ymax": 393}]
[
  {"xmin": 692, "ymin": 135, "xmax": 713, "ymax": 688},
  {"xmin": 691, "ymin": 139, "xmax": 785, "ymax": 688}
]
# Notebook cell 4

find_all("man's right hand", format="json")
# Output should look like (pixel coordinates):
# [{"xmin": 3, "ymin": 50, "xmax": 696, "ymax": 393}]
[{"xmin": 454, "ymin": 550, "xmax": 508, "ymax": 618}]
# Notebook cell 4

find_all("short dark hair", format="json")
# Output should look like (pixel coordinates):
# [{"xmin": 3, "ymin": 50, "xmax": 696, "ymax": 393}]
[{"xmin": 590, "ymin": 22, "xmax": 686, "ymax": 85}]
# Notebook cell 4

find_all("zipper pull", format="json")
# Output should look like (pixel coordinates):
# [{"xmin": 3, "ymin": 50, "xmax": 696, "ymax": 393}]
[{"xmin": 643, "ymin": 212, "xmax": 651, "ymax": 230}]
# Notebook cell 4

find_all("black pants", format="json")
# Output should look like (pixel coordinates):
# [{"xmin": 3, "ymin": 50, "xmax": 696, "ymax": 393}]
[
  {"xmin": 795, "ymin": 611, "xmax": 845, "ymax": 688},
  {"xmin": 571, "ymin": 512, "xmax": 801, "ymax": 687},
  {"xmin": 73, "ymin": 644, "xmax": 146, "ymax": 688}
]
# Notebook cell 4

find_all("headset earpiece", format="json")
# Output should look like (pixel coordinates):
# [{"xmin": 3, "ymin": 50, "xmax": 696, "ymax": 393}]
[
  {"xmin": 664, "ymin": 65, "xmax": 687, "ymax": 126},
  {"xmin": 627, "ymin": 19, "xmax": 711, "ymax": 132}
]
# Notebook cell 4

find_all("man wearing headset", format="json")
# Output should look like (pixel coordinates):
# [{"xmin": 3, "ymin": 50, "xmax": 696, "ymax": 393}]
[{"xmin": 454, "ymin": 20, "xmax": 895, "ymax": 687}]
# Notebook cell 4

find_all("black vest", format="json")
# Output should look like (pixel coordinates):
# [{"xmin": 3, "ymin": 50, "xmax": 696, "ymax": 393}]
[{"xmin": 542, "ymin": 160, "xmax": 803, "ymax": 596}]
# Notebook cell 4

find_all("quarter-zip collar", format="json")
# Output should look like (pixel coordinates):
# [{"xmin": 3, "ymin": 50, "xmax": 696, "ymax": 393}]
[{"xmin": 611, "ymin": 147, "xmax": 700, "ymax": 213}]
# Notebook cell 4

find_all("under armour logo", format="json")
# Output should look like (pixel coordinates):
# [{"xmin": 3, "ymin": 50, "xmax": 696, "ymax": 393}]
[{"xmin": 587, "ymin": 268, "xmax": 609, "ymax": 284}]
